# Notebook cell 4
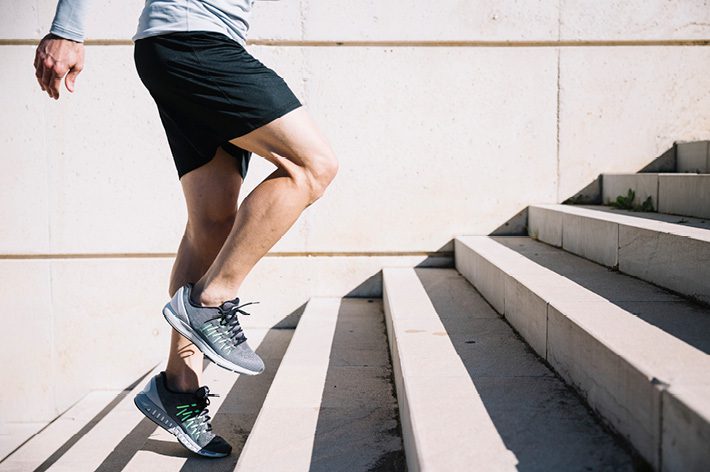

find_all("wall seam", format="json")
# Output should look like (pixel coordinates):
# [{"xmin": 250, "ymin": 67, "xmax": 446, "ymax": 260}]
[
  {"xmin": 556, "ymin": 0, "xmax": 562, "ymax": 202},
  {"xmin": 38, "ymin": 61, "xmax": 58, "ymax": 418},
  {"xmin": 3, "ymin": 39, "xmax": 710, "ymax": 47},
  {"xmin": 0, "ymin": 251, "xmax": 454, "ymax": 260},
  {"xmin": 556, "ymin": 51, "xmax": 561, "ymax": 202}
]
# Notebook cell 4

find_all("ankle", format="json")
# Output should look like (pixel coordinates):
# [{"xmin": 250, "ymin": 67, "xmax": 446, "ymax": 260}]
[
  {"xmin": 164, "ymin": 370, "xmax": 200, "ymax": 393},
  {"xmin": 192, "ymin": 281, "xmax": 237, "ymax": 307}
]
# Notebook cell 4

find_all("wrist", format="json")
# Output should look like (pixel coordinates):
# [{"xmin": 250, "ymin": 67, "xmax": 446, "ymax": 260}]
[{"xmin": 45, "ymin": 32, "xmax": 83, "ymax": 44}]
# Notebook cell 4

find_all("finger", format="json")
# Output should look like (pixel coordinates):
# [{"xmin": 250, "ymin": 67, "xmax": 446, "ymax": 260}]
[
  {"xmin": 41, "ymin": 58, "xmax": 54, "ymax": 96},
  {"xmin": 35, "ymin": 56, "xmax": 44, "ymax": 83},
  {"xmin": 50, "ymin": 73, "xmax": 62, "ymax": 99},
  {"xmin": 41, "ymin": 67, "xmax": 54, "ymax": 97},
  {"xmin": 35, "ymin": 64, "xmax": 46, "ymax": 91},
  {"xmin": 65, "ymin": 67, "xmax": 81, "ymax": 93}
]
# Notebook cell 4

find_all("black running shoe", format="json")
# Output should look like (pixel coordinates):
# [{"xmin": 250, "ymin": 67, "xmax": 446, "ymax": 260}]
[
  {"xmin": 134, "ymin": 372, "xmax": 231, "ymax": 458},
  {"xmin": 162, "ymin": 284, "xmax": 265, "ymax": 375}
]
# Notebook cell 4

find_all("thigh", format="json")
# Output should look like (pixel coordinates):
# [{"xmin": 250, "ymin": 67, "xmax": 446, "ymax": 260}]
[
  {"xmin": 180, "ymin": 146, "xmax": 243, "ymax": 224},
  {"xmin": 228, "ymin": 106, "xmax": 334, "ymax": 169}
]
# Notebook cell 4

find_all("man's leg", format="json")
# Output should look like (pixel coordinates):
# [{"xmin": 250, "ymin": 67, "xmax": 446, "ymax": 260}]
[
  {"xmin": 164, "ymin": 146, "xmax": 244, "ymax": 392},
  {"xmin": 192, "ymin": 106, "xmax": 338, "ymax": 306}
]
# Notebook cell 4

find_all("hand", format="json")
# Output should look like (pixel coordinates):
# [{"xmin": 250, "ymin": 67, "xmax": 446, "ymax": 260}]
[{"xmin": 33, "ymin": 33, "xmax": 85, "ymax": 100}]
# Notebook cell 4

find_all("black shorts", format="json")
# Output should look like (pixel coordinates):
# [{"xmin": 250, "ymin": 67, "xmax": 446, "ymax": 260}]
[{"xmin": 133, "ymin": 31, "xmax": 302, "ymax": 179}]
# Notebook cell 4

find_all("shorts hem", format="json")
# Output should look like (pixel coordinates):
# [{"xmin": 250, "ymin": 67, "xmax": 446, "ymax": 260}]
[{"xmin": 229, "ymin": 100, "xmax": 303, "ymax": 142}]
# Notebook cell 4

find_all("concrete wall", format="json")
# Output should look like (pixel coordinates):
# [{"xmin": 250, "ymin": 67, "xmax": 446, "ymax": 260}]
[{"xmin": 1, "ymin": 1, "xmax": 710, "ymax": 422}]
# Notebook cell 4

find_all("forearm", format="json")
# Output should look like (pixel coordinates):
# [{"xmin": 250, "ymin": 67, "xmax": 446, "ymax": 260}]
[{"xmin": 50, "ymin": 0, "xmax": 90, "ymax": 42}]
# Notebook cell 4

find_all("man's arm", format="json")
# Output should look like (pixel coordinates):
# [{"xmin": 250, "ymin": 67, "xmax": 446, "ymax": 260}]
[
  {"xmin": 34, "ymin": 0, "xmax": 89, "ymax": 100},
  {"xmin": 50, "ymin": 0, "xmax": 89, "ymax": 43}
]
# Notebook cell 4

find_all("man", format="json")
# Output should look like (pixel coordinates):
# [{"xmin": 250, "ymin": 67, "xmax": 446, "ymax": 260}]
[{"xmin": 34, "ymin": 0, "xmax": 338, "ymax": 457}]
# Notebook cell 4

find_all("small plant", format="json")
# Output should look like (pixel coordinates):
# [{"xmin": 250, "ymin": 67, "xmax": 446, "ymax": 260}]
[
  {"xmin": 611, "ymin": 189, "xmax": 636, "ymax": 210},
  {"xmin": 639, "ymin": 196, "xmax": 654, "ymax": 212},
  {"xmin": 610, "ymin": 189, "xmax": 655, "ymax": 212}
]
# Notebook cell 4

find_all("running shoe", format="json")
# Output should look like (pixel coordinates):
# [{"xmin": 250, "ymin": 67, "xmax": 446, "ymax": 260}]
[
  {"xmin": 162, "ymin": 284, "xmax": 265, "ymax": 375},
  {"xmin": 134, "ymin": 372, "xmax": 231, "ymax": 457}
]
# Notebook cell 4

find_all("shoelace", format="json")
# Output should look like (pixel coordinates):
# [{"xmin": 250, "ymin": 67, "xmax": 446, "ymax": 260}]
[
  {"xmin": 182, "ymin": 387, "xmax": 220, "ymax": 438},
  {"xmin": 214, "ymin": 300, "xmax": 259, "ymax": 346}
]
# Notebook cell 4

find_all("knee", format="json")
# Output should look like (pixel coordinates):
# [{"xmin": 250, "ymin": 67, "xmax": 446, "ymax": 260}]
[{"xmin": 303, "ymin": 148, "xmax": 339, "ymax": 204}]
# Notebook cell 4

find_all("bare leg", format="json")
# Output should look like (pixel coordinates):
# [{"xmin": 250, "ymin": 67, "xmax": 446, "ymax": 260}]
[
  {"xmin": 192, "ymin": 106, "xmax": 338, "ymax": 306},
  {"xmin": 164, "ymin": 147, "xmax": 244, "ymax": 392}
]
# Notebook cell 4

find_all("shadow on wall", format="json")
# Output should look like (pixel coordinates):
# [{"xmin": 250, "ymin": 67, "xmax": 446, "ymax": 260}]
[
  {"xmin": 487, "ymin": 142, "xmax": 686, "ymax": 235},
  {"xmin": 563, "ymin": 143, "xmax": 677, "ymax": 206}
]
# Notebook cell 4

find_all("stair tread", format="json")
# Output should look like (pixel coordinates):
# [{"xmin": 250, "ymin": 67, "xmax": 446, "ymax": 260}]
[
  {"xmin": 417, "ymin": 267, "xmax": 636, "ymax": 470},
  {"xmin": 528, "ymin": 203, "xmax": 710, "ymax": 305},
  {"xmin": 577, "ymin": 205, "xmax": 710, "ymax": 231},
  {"xmin": 0, "ymin": 389, "xmax": 127, "ymax": 472},
  {"xmin": 457, "ymin": 236, "xmax": 710, "ymax": 384},
  {"xmin": 237, "ymin": 297, "xmax": 404, "ymax": 471},
  {"xmin": 0, "ymin": 421, "xmax": 50, "ymax": 467},
  {"xmin": 493, "ymin": 236, "xmax": 710, "ymax": 355},
  {"xmin": 532, "ymin": 204, "xmax": 710, "ymax": 237},
  {"xmin": 383, "ymin": 267, "xmax": 519, "ymax": 470}
]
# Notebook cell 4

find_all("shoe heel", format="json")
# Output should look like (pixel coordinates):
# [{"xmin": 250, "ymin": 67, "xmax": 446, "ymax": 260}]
[{"xmin": 134, "ymin": 393, "xmax": 179, "ymax": 431}]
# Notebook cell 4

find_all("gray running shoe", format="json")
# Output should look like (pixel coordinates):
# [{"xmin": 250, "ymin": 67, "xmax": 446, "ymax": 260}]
[
  {"xmin": 134, "ymin": 372, "xmax": 231, "ymax": 458},
  {"xmin": 162, "ymin": 284, "xmax": 265, "ymax": 375}
]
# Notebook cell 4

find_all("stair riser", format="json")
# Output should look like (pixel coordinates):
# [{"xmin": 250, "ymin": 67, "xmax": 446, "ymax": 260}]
[
  {"xmin": 662, "ymin": 386, "xmax": 710, "ymax": 472},
  {"xmin": 658, "ymin": 175, "xmax": 710, "ymax": 219},
  {"xmin": 547, "ymin": 303, "xmax": 663, "ymax": 466},
  {"xmin": 528, "ymin": 206, "xmax": 710, "ymax": 304},
  {"xmin": 602, "ymin": 174, "xmax": 710, "ymax": 220},
  {"xmin": 677, "ymin": 141, "xmax": 710, "ymax": 174}
]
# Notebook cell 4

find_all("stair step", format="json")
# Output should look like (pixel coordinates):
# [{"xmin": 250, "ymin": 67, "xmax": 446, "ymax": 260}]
[
  {"xmin": 0, "ymin": 422, "xmax": 47, "ymax": 465},
  {"xmin": 236, "ymin": 298, "xmax": 339, "ymax": 471},
  {"xmin": 528, "ymin": 203, "xmax": 710, "ymax": 304},
  {"xmin": 455, "ymin": 235, "xmax": 710, "ymax": 470},
  {"xmin": 20, "ymin": 328, "xmax": 279, "ymax": 472},
  {"xmin": 383, "ymin": 267, "xmax": 518, "ymax": 471},
  {"xmin": 237, "ymin": 297, "xmax": 404, "ymax": 471},
  {"xmin": 0, "ymin": 390, "xmax": 120, "ymax": 471},
  {"xmin": 602, "ymin": 173, "xmax": 710, "ymax": 219}
]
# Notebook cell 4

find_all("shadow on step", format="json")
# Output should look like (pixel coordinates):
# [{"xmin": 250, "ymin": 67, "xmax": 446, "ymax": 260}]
[
  {"xmin": 31, "ymin": 369, "xmax": 155, "ymax": 472},
  {"xmin": 93, "ymin": 327, "xmax": 292, "ymax": 472},
  {"xmin": 415, "ymin": 268, "xmax": 637, "ymax": 472},
  {"xmin": 494, "ymin": 237, "xmax": 710, "ymax": 355},
  {"xmin": 309, "ymin": 299, "xmax": 406, "ymax": 472}
]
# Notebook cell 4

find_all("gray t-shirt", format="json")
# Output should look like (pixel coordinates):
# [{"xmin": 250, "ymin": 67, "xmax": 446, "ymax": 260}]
[{"xmin": 50, "ymin": 0, "xmax": 255, "ymax": 45}]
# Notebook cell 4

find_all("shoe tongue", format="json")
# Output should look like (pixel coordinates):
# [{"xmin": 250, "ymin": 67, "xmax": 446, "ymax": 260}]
[{"xmin": 219, "ymin": 297, "xmax": 241, "ymax": 312}]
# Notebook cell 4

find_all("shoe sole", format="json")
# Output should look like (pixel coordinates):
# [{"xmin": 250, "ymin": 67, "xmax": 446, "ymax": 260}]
[
  {"xmin": 134, "ymin": 393, "xmax": 229, "ymax": 458},
  {"xmin": 162, "ymin": 299, "xmax": 263, "ymax": 376}
]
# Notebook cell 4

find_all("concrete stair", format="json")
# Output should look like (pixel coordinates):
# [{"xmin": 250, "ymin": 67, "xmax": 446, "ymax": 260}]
[
  {"xmin": 3, "ymin": 193, "xmax": 708, "ymax": 471},
  {"xmin": 598, "ymin": 141, "xmax": 710, "ymax": 218},
  {"xmin": 602, "ymin": 173, "xmax": 710, "ymax": 219},
  {"xmin": 382, "ymin": 267, "xmax": 635, "ymax": 471},
  {"xmin": 455, "ymin": 235, "xmax": 710, "ymax": 471},
  {"xmin": 0, "ymin": 298, "xmax": 405, "ymax": 472},
  {"xmin": 528, "ymin": 204, "xmax": 710, "ymax": 304}
]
